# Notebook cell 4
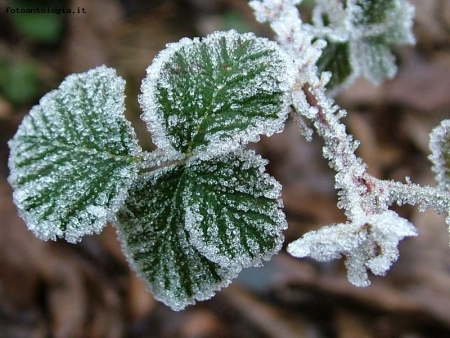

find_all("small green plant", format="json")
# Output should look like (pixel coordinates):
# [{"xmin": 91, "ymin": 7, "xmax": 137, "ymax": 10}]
[{"xmin": 8, "ymin": 0, "xmax": 450, "ymax": 310}]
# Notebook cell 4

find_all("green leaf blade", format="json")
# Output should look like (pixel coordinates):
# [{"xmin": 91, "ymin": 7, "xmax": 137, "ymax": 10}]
[
  {"xmin": 140, "ymin": 30, "xmax": 294, "ymax": 160},
  {"xmin": 115, "ymin": 149, "xmax": 286, "ymax": 310},
  {"xmin": 185, "ymin": 150, "xmax": 287, "ymax": 268},
  {"xmin": 317, "ymin": 41, "xmax": 353, "ymax": 91},
  {"xmin": 8, "ymin": 66, "xmax": 141, "ymax": 243},
  {"xmin": 116, "ymin": 165, "xmax": 235, "ymax": 311}
]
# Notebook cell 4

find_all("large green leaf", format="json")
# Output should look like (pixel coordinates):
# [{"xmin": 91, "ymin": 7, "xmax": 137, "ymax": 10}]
[
  {"xmin": 184, "ymin": 150, "xmax": 286, "ymax": 268},
  {"xmin": 8, "ymin": 66, "xmax": 141, "ymax": 243},
  {"xmin": 115, "ymin": 149, "xmax": 286, "ymax": 310},
  {"xmin": 139, "ymin": 30, "xmax": 293, "ymax": 160},
  {"xmin": 115, "ymin": 164, "xmax": 235, "ymax": 311}
]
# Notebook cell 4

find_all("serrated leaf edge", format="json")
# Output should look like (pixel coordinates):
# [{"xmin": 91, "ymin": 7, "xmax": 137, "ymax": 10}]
[
  {"xmin": 8, "ymin": 66, "xmax": 142, "ymax": 243},
  {"xmin": 139, "ymin": 29, "xmax": 295, "ymax": 161}
]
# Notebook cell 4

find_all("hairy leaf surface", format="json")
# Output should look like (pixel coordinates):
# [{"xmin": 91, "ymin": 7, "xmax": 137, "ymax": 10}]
[
  {"xmin": 115, "ymin": 150, "xmax": 286, "ymax": 310},
  {"xmin": 140, "ymin": 30, "xmax": 293, "ymax": 160},
  {"xmin": 8, "ymin": 66, "xmax": 141, "ymax": 242}
]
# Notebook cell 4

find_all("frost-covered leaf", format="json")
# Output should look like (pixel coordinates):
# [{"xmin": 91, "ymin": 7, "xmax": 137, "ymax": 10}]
[
  {"xmin": 351, "ymin": 0, "xmax": 415, "ymax": 45},
  {"xmin": 307, "ymin": 0, "xmax": 415, "ymax": 89},
  {"xmin": 115, "ymin": 149, "xmax": 286, "ymax": 310},
  {"xmin": 430, "ymin": 119, "xmax": 450, "ymax": 191},
  {"xmin": 353, "ymin": 0, "xmax": 415, "ymax": 83},
  {"xmin": 351, "ymin": 37, "xmax": 397, "ymax": 84},
  {"xmin": 184, "ymin": 150, "xmax": 286, "ymax": 268},
  {"xmin": 140, "ymin": 30, "xmax": 294, "ymax": 161},
  {"xmin": 8, "ymin": 66, "xmax": 141, "ymax": 243},
  {"xmin": 351, "ymin": 0, "xmax": 415, "ymax": 85},
  {"xmin": 353, "ymin": 0, "xmax": 396, "ymax": 25},
  {"xmin": 287, "ymin": 211, "xmax": 417, "ymax": 286},
  {"xmin": 115, "ymin": 165, "xmax": 234, "ymax": 311},
  {"xmin": 317, "ymin": 41, "xmax": 353, "ymax": 91}
]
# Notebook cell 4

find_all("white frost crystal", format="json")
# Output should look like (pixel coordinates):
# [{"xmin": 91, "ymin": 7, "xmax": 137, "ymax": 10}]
[
  {"xmin": 430, "ymin": 119, "xmax": 450, "ymax": 191},
  {"xmin": 287, "ymin": 211, "xmax": 417, "ymax": 286}
]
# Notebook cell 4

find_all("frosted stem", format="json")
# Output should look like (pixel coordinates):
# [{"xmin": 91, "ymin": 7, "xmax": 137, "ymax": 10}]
[
  {"xmin": 300, "ymin": 85, "xmax": 371, "ymax": 219},
  {"xmin": 252, "ymin": 0, "xmax": 450, "ymax": 285},
  {"xmin": 250, "ymin": 0, "xmax": 370, "ymax": 220},
  {"xmin": 250, "ymin": 0, "xmax": 440, "ymax": 222},
  {"xmin": 136, "ymin": 149, "xmax": 186, "ymax": 171},
  {"xmin": 384, "ymin": 178, "xmax": 450, "ymax": 218}
]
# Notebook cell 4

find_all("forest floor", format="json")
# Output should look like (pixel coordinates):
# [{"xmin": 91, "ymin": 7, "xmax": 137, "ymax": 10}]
[{"xmin": 1, "ymin": 0, "xmax": 450, "ymax": 337}]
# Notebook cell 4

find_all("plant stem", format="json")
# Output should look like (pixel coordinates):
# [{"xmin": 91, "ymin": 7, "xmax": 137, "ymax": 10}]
[{"xmin": 136, "ymin": 149, "xmax": 186, "ymax": 172}]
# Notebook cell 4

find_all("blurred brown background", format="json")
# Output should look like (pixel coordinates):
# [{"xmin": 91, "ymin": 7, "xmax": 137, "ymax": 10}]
[{"xmin": 1, "ymin": 0, "xmax": 450, "ymax": 337}]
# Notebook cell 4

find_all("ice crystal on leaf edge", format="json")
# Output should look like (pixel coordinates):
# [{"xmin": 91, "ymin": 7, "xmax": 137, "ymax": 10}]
[
  {"xmin": 8, "ymin": 30, "xmax": 295, "ymax": 311},
  {"xmin": 115, "ymin": 149, "xmax": 287, "ymax": 310},
  {"xmin": 139, "ymin": 29, "xmax": 296, "ymax": 162}
]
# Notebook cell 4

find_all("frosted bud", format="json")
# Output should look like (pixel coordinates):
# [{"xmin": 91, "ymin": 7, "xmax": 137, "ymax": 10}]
[{"xmin": 287, "ymin": 211, "xmax": 417, "ymax": 286}]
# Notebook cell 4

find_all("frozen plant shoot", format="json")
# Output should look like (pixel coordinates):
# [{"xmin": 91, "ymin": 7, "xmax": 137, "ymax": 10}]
[
  {"xmin": 8, "ymin": 0, "xmax": 450, "ymax": 310},
  {"xmin": 8, "ymin": 31, "xmax": 294, "ymax": 310}
]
